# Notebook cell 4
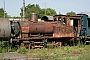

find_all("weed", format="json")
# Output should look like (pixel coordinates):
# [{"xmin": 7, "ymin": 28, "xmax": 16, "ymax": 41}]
[
  {"xmin": 0, "ymin": 40, "xmax": 17, "ymax": 53},
  {"xmin": 17, "ymin": 47, "xmax": 27, "ymax": 54}
]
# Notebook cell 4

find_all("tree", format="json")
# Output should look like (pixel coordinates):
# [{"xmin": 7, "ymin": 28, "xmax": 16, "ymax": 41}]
[
  {"xmin": 20, "ymin": 4, "xmax": 57, "ymax": 18},
  {"xmin": 66, "ymin": 11, "xmax": 76, "ymax": 16},
  {"xmin": 46, "ymin": 8, "xmax": 56, "ymax": 16},
  {"xmin": 0, "ymin": 8, "xmax": 9, "ymax": 18},
  {"xmin": 20, "ymin": 4, "xmax": 41, "ymax": 18},
  {"xmin": 39, "ymin": 8, "xmax": 57, "ymax": 18}
]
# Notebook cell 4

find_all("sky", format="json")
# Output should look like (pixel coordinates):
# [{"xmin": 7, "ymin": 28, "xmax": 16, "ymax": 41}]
[{"xmin": 0, "ymin": 0, "xmax": 90, "ymax": 17}]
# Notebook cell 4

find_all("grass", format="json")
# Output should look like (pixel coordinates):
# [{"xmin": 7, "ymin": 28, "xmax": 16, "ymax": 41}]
[
  {"xmin": 17, "ymin": 47, "xmax": 27, "ymax": 54},
  {"xmin": 0, "ymin": 41, "xmax": 17, "ymax": 53},
  {"xmin": 0, "ymin": 40, "xmax": 90, "ymax": 60},
  {"xmin": 19, "ymin": 45, "xmax": 90, "ymax": 60}
]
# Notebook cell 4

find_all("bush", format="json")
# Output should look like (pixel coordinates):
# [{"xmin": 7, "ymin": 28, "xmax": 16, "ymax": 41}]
[
  {"xmin": 17, "ymin": 47, "xmax": 27, "ymax": 54},
  {"xmin": 0, "ymin": 41, "xmax": 9, "ymax": 53},
  {"xmin": 0, "ymin": 40, "xmax": 16, "ymax": 53}
]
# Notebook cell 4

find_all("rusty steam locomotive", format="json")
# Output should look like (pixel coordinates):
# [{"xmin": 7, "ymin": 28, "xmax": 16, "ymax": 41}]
[{"xmin": 0, "ymin": 12, "xmax": 90, "ymax": 48}]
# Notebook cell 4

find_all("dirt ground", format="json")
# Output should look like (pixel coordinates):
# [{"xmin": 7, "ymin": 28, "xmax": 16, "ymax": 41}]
[
  {"xmin": 0, "ymin": 52, "xmax": 28, "ymax": 60},
  {"xmin": 0, "ymin": 52, "xmax": 43, "ymax": 60},
  {"xmin": 0, "ymin": 51, "xmax": 84, "ymax": 60}
]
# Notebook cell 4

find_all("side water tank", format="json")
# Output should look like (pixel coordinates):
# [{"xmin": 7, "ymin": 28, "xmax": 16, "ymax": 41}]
[{"xmin": 0, "ymin": 18, "xmax": 11, "ymax": 40}]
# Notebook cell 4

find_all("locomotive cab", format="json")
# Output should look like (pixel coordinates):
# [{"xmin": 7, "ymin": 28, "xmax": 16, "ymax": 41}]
[{"xmin": 53, "ymin": 15, "xmax": 81, "ymax": 38}]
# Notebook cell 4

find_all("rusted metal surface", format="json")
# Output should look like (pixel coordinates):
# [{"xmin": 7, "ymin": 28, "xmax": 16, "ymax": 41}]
[
  {"xmin": 54, "ymin": 15, "xmax": 81, "ymax": 26},
  {"xmin": 30, "ymin": 12, "xmax": 38, "ymax": 22},
  {"xmin": 20, "ymin": 21, "xmax": 29, "ymax": 33},
  {"xmin": 68, "ymin": 15, "xmax": 81, "ymax": 19},
  {"xmin": 53, "ymin": 33, "xmax": 74, "ymax": 38},
  {"xmin": 53, "ymin": 26, "xmax": 74, "ymax": 38},
  {"xmin": 29, "ymin": 22, "xmax": 44, "ymax": 33},
  {"xmin": 53, "ymin": 25, "xmax": 80, "ymax": 38},
  {"xmin": 0, "ymin": 18, "xmax": 11, "ymax": 40},
  {"xmin": 22, "ymin": 34, "xmax": 28, "ymax": 38},
  {"xmin": 53, "ymin": 15, "xmax": 81, "ymax": 38},
  {"xmin": 20, "ymin": 15, "xmax": 81, "ymax": 38},
  {"xmin": 54, "ymin": 15, "xmax": 81, "ymax": 20},
  {"xmin": 29, "ymin": 21, "xmax": 59, "ymax": 34},
  {"xmin": 21, "ymin": 26, "xmax": 29, "ymax": 33},
  {"xmin": 20, "ymin": 21, "xmax": 29, "ymax": 38},
  {"xmin": 44, "ymin": 22, "xmax": 58, "ymax": 33}
]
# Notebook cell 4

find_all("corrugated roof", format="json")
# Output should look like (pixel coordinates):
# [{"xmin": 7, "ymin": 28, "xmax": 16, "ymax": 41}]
[
  {"xmin": 79, "ymin": 12, "xmax": 90, "ymax": 18},
  {"xmin": 46, "ymin": 16, "xmax": 53, "ymax": 20}
]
